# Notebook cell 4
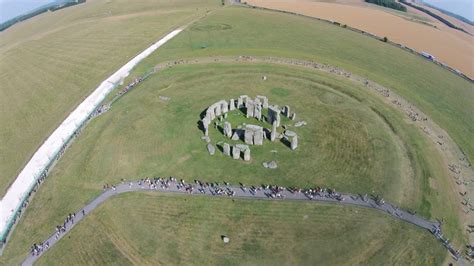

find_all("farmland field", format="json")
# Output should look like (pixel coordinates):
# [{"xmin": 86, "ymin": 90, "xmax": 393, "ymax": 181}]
[{"xmin": 246, "ymin": 0, "xmax": 474, "ymax": 78}]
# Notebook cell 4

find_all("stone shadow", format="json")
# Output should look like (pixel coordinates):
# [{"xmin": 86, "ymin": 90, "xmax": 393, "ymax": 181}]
[{"xmin": 280, "ymin": 136, "xmax": 291, "ymax": 149}]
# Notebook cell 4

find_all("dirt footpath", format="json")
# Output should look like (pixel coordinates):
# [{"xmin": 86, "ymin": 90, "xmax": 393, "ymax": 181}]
[{"xmin": 246, "ymin": 0, "xmax": 474, "ymax": 79}]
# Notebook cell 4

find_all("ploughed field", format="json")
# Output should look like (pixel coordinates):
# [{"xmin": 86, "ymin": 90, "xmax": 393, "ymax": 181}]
[
  {"xmin": 1, "ymin": 63, "xmax": 459, "ymax": 264},
  {"xmin": 0, "ymin": 0, "xmax": 220, "ymax": 196},
  {"xmin": 36, "ymin": 193, "xmax": 446, "ymax": 265}
]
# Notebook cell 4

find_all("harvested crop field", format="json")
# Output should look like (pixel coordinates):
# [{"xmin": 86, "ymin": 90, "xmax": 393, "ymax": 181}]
[{"xmin": 247, "ymin": 0, "xmax": 474, "ymax": 78}]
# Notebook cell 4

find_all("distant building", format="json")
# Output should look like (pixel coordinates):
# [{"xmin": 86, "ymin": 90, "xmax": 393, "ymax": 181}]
[{"xmin": 421, "ymin": 51, "xmax": 436, "ymax": 61}]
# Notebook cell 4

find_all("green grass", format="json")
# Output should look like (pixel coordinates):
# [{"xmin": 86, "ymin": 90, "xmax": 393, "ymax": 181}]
[
  {"xmin": 36, "ymin": 192, "xmax": 446, "ymax": 265},
  {"xmin": 134, "ymin": 6, "xmax": 474, "ymax": 165},
  {"xmin": 0, "ymin": 0, "xmax": 221, "ymax": 195},
  {"xmin": 1, "ymin": 63, "xmax": 461, "ymax": 264}
]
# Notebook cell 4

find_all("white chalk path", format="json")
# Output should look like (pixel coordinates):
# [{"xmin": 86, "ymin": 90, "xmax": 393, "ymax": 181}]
[{"xmin": 0, "ymin": 29, "xmax": 183, "ymax": 242}]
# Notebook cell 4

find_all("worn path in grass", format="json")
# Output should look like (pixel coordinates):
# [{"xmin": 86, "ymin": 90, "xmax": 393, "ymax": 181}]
[{"xmin": 23, "ymin": 178, "xmax": 441, "ymax": 266}]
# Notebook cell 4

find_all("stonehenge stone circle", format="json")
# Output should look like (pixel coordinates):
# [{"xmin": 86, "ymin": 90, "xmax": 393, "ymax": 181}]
[{"xmin": 201, "ymin": 94, "xmax": 301, "ymax": 160}]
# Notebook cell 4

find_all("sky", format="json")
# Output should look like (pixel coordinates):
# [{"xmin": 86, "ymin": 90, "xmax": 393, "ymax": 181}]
[
  {"xmin": 0, "ymin": 0, "xmax": 53, "ymax": 23},
  {"xmin": 0, "ymin": 0, "xmax": 472, "ymax": 24},
  {"xmin": 423, "ymin": 0, "xmax": 474, "ymax": 21}
]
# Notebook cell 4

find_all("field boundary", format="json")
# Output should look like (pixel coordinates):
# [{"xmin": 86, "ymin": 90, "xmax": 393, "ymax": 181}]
[{"xmin": 235, "ymin": 2, "xmax": 473, "ymax": 82}]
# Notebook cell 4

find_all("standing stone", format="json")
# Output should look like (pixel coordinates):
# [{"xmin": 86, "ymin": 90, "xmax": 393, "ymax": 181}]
[
  {"xmin": 291, "ymin": 113, "xmax": 296, "ymax": 120},
  {"xmin": 271, "ymin": 121, "xmax": 277, "ymax": 141},
  {"xmin": 283, "ymin": 105, "xmax": 291, "ymax": 117},
  {"xmin": 224, "ymin": 121, "xmax": 232, "ymax": 138},
  {"xmin": 207, "ymin": 143, "xmax": 216, "ymax": 155},
  {"xmin": 291, "ymin": 135, "xmax": 298, "ymax": 150},
  {"xmin": 254, "ymin": 104, "xmax": 262, "ymax": 120},
  {"xmin": 232, "ymin": 147, "xmax": 241, "ymax": 159},
  {"xmin": 246, "ymin": 100, "xmax": 254, "ymax": 118},
  {"xmin": 254, "ymin": 97, "xmax": 261, "ymax": 107},
  {"xmin": 229, "ymin": 99, "xmax": 236, "ymax": 111},
  {"xmin": 204, "ymin": 127, "xmax": 209, "ymax": 137},
  {"xmin": 223, "ymin": 143, "xmax": 231, "ymax": 156},
  {"xmin": 253, "ymin": 127, "xmax": 264, "ymax": 145},
  {"xmin": 239, "ymin": 95, "xmax": 249, "ymax": 108},
  {"xmin": 215, "ymin": 104, "xmax": 222, "ymax": 117},
  {"xmin": 237, "ymin": 97, "xmax": 243, "ymax": 109},
  {"xmin": 256, "ymin": 95, "xmax": 268, "ymax": 108},
  {"xmin": 207, "ymin": 108, "xmax": 215, "ymax": 121},
  {"xmin": 244, "ymin": 148, "xmax": 251, "ymax": 161},
  {"xmin": 244, "ymin": 129, "xmax": 254, "ymax": 145},
  {"xmin": 267, "ymin": 105, "xmax": 281, "ymax": 127},
  {"xmin": 221, "ymin": 101, "xmax": 229, "ymax": 114}
]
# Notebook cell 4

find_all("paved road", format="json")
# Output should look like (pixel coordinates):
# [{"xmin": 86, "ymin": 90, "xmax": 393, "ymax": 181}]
[{"xmin": 22, "ymin": 178, "xmax": 441, "ymax": 265}]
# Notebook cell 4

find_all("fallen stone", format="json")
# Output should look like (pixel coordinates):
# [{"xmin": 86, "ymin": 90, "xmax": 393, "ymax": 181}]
[
  {"xmin": 263, "ymin": 161, "xmax": 278, "ymax": 169},
  {"xmin": 284, "ymin": 130, "xmax": 297, "ymax": 137},
  {"xmin": 207, "ymin": 143, "xmax": 216, "ymax": 155},
  {"xmin": 295, "ymin": 121, "xmax": 307, "ymax": 127},
  {"xmin": 236, "ymin": 144, "xmax": 249, "ymax": 151},
  {"xmin": 291, "ymin": 135, "xmax": 298, "ymax": 150},
  {"xmin": 159, "ymin": 96, "xmax": 171, "ymax": 101}
]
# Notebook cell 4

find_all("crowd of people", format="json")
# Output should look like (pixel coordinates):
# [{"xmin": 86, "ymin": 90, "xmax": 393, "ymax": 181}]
[{"xmin": 104, "ymin": 177, "xmax": 348, "ymax": 203}]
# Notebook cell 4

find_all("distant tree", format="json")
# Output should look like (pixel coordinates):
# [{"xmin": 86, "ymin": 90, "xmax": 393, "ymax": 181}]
[
  {"xmin": 365, "ymin": 0, "xmax": 407, "ymax": 12},
  {"xmin": 383, "ymin": 37, "xmax": 388, "ymax": 42}
]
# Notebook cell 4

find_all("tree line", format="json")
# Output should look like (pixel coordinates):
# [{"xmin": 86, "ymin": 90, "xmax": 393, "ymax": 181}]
[{"xmin": 365, "ymin": 0, "xmax": 407, "ymax": 12}]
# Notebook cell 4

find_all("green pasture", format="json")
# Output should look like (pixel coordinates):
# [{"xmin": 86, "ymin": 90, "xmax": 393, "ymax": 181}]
[
  {"xmin": 135, "ymin": 6, "xmax": 474, "ymax": 165},
  {"xmin": 1, "ymin": 63, "xmax": 461, "ymax": 264},
  {"xmin": 37, "ymin": 192, "xmax": 446, "ymax": 265},
  {"xmin": 0, "ymin": 0, "xmax": 220, "ymax": 195}
]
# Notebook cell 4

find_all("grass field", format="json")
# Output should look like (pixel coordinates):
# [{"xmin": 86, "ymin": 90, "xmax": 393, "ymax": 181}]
[
  {"xmin": 0, "ymin": 0, "xmax": 220, "ymax": 195},
  {"xmin": 135, "ymin": 6, "xmax": 474, "ymax": 165},
  {"xmin": 36, "ymin": 192, "xmax": 446, "ymax": 265},
  {"xmin": 0, "ymin": 63, "xmax": 461, "ymax": 264},
  {"xmin": 1, "ymin": 3, "xmax": 470, "ymax": 264}
]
